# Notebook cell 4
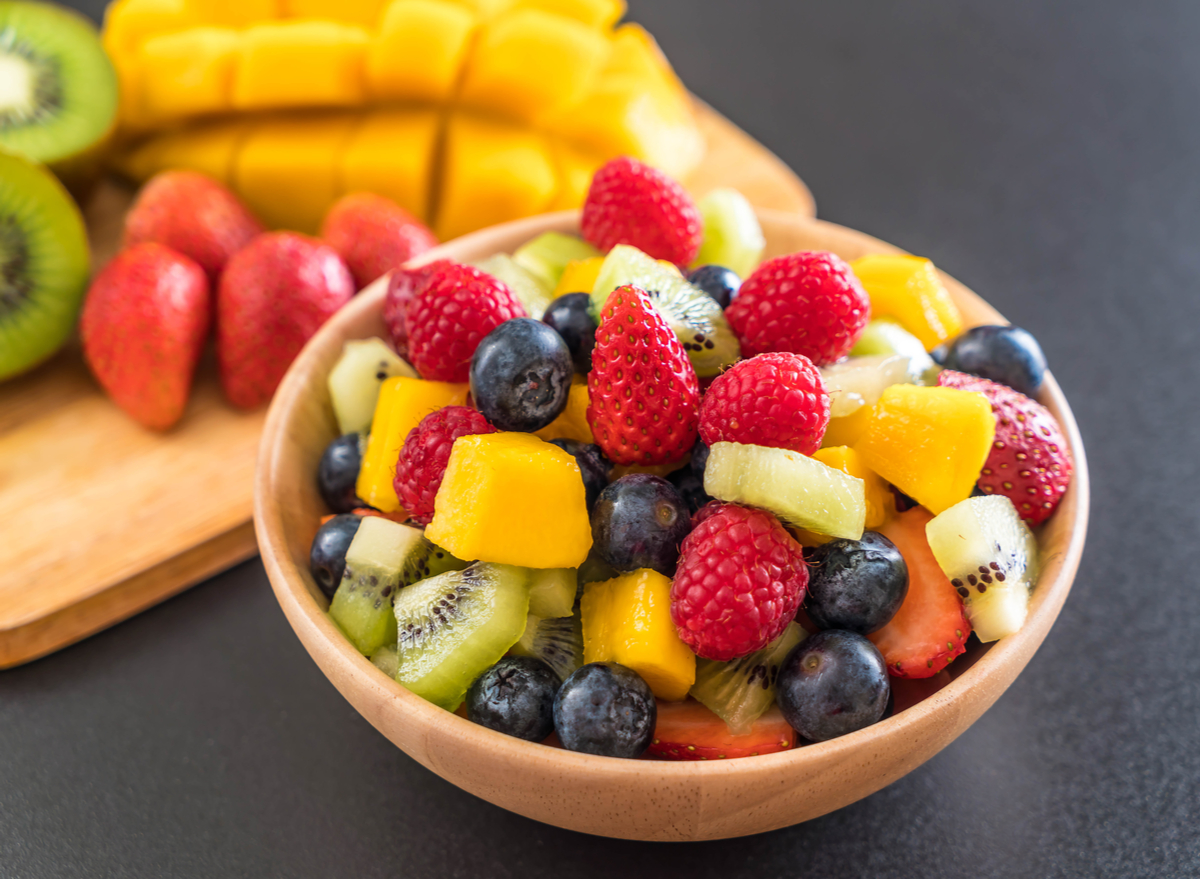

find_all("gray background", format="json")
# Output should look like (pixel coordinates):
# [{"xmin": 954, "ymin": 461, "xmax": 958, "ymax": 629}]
[{"xmin": 4, "ymin": 1, "xmax": 1198, "ymax": 876}]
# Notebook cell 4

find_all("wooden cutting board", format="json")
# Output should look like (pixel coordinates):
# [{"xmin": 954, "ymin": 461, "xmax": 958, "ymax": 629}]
[{"xmin": 0, "ymin": 99, "xmax": 815, "ymax": 669}]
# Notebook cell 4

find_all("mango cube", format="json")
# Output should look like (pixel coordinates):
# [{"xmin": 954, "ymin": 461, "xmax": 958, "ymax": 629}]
[
  {"xmin": 581, "ymin": 569, "xmax": 695, "ymax": 701},
  {"xmin": 551, "ymin": 255, "xmax": 605, "ymax": 299},
  {"xmin": 426, "ymin": 433, "xmax": 593, "ymax": 568},
  {"xmin": 814, "ymin": 446, "xmax": 891, "ymax": 530},
  {"xmin": 854, "ymin": 385, "xmax": 995, "ymax": 516},
  {"xmin": 821, "ymin": 403, "xmax": 875, "ymax": 450},
  {"xmin": 511, "ymin": 0, "xmax": 625, "ymax": 28},
  {"xmin": 534, "ymin": 376, "xmax": 593, "ymax": 444},
  {"xmin": 356, "ymin": 376, "xmax": 469, "ymax": 512},
  {"xmin": 283, "ymin": 0, "xmax": 385, "ymax": 26},
  {"xmin": 850, "ymin": 255, "xmax": 964, "ymax": 352},
  {"xmin": 184, "ymin": 0, "xmax": 280, "ymax": 25},
  {"xmin": 547, "ymin": 140, "xmax": 606, "ymax": 212},
  {"xmin": 366, "ymin": 0, "xmax": 476, "ymax": 103},
  {"xmin": 340, "ymin": 109, "xmax": 440, "ymax": 222},
  {"xmin": 232, "ymin": 21, "xmax": 368, "ymax": 110},
  {"xmin": 116, "ymin": 118, "xmax": 253, "ymax": 183},
  {"xmin": 139, "ymin": 28, "xmax": 239, "ymax": 121},
  {"xmin": 103, "ymin": 0, "xmax": 196, "ymax": 59}
]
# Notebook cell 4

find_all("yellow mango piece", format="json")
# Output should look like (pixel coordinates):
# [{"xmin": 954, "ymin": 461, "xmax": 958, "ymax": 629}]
[
  {"xmin": 814, "ymin": 446, "xmax": 891, "ymax": 530},
  {"xmin": 459, "ymin": 8, "xmax": 610, "ymax": 123},
  {"xmin": 183, "ymin": 0, "xmax": 280, "ymax": 25},
  {"xmin": 366, "ymin": 0, "xmax": 476, "ymax": 103},
  {"xmin": 138, "ymin": 28, "xmax": 239, "ymax": 122},
  {"xmin": 552, "ymin": 256, "xmax": 604, "ymax": 298},
  {"xmin": 547, "ymin": 140, "xmax": 604, "ymax": 211},
  {"xmin": 581, "ymin": 569, "xmax": 695, "ymax": 701},
  {"xmin": 356, "ymin": 376, "xmax": 469, "ymax": 512},
  {"xmin": 437, "ymin": 114, "xmax": 557, "ymax": 240},
  {"xmin": 115, "ymin": 118, "xmax": 254, "ymax": 183},
  {"xmin": 426, "ymin": 433, "xmax": 593, "ymax": 568},
  {"xmin": 821, "ymin": 403, "xmax": 875, "ymax": 449},
  {"xmin": 444, "ymin": 0, "xmax": 513, "ymax": 19},
  {"xmin": 535, "ymin": 377, "xmax": 594, "ymax": 443},
  {"xmin": 283, "ymin": 0, "xmax": 385, "ymax": 26},
  {"xmin": 854, "ymin": 385, "xmax": 995, "ymax": 516},
  {"xmin": 339, "ymin": 109, "xmax": 440, "ymax": 223},
  {"xmin": 232, "ymin": 21, "xmax": 368, "ymax": 110},
  {"xmin": 510, "ymin": 0, "xmax": 624, "ymax": 28},
  {"xmin": 103, "ymin": 0, "xmax": 195, "ymax": 59},
  {"xmin": 850, "ymin": 255, "xmax": 964, "ymax": 352}
]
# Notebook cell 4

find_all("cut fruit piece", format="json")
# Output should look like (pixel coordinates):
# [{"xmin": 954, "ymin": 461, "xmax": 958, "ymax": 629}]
[
  {"xmin": 546, "ymin": 139, "xmax": 605, "ymax": 211},
  {"xmin": 581, "ymin": 568, "xmax": 695, "ymax": 701},
  {"xmin": 369, "ymin": 643, "xmax": 399, "ymax": 677},
  {"xmin": 393, "ymin": 562, "xmax": 531, "ymax": 711},
  {"xmin": 854, "ymin": 384, "xmax": 995, "ymax": 516},
  {"xmin": 473, "ymin": 253, "xmax": 554, "ymax": 320},
  {"xmin": 869, "ymin": 508, "xmax": 972, "ymax": 678},
  {"xmin": 510, "ymin": 612, "xmax": 583, "ymax": 681},
  {"xmin": 327, "ymin": 337, "xmax": 417, "ymax": 436},
  {"xmin": 329, "ymin": 517, "xmax": 431, "ymax": 656},
  {"xmin": 704, "ymin": 441, "xmax": 866, "ymax": 540},
  {"xmin": 137, "ymin": 27, "xmax": 238, "ymax": 122},
  {"xmin": 850, "ymin": 318, "xmax": 938, "ymax": 384},
  {"xmin": 339, "ymin": 109, "xmax": 440, "ymax": 224},
  {"xmin": 426, "ymin": 432, "xmax": 593, "ymax": 567},
  {"xmin": 510, "ymin": 0, "xmax": 624, "ymax": 28},
  {"xmin": 590, "ymin": 244, "xmax": 739, "ymax": 377},
  {"xmin": 820, "ymin": 354, "xmax": 913, "ymax": 419},
  {"xmin": 647, "ymin": 701, "xmax": 796, "ymax": 760},
  {"xmin": 423, "ymin": 543, "xmax": 472, "ymax": 579},
  {"xmin": 0, "ymin": 152, "xmax": 91, "ymax": 381},
  {"xmin": 188, "ymin": 0, "xmax": 279, "ymax": 26},
  {"xmin": 366, "ymin": 0, "xmax": 476, "ymax": 103},
  {"xmin": 925, "ymin": 495, "xmax": 1040, "ymax": 642},
  {"xmin": 513, "ymin": 231, "xmax": 600, "ymax": 292},
  {"xmin": 102, "ymin": 0, "xmax": 196, "ymax": 60},
  {"xmin": 355, "ymin": 375, "xmax": 469, "ymax": 512},
  {"xmin": 850, "ymin": 254, "xmax": 964, "ymax": 352},
  {"xmin": 527, "ymin": 567, "xmax": 577, "ymax": 618},
  {"xmin": 552, "ymin": 255, "xmax": 605, "ymax": 298},
  {"xmin": 820, "ymin": 403, "xmax": 875, "ymax": 450},
  {"xmin": 812, "ymin": 446, "xmax": 891, "ymax": 531},
  {"xmin": 114, "ymin": 117, "xmax": 251, "ymax": 185},
  {"xmin": 533, "ymin": 375, "xmax": 593, "ymax": 443},
  {"xmin": 231, "ymin": 21, "xmax": 368, "ymax": 110},
  {"xmin": 694, "ymin": 188, "xmax": 765, "ymax": 279},
  {"xmin": 690, "ymin": 622, "xmax": 805, "ymax": 735},
  {"xmin": 282, "ymin": 0, "xmax": 385, "ymax": 26}
]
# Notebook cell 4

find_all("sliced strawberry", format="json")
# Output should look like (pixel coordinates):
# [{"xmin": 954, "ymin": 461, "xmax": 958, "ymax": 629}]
[
  {"xmin": 646, "ymin": 701, "xmax": 797, "ymax": 761},
  {"xmin": 869, "ymin": 508, "xmax": 972, "ymax": 678}
]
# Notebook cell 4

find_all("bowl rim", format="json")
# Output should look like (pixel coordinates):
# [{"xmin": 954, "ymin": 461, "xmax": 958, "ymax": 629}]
[{"xmin": 254, "ymin": 208, "xmax": 1090, "ymax": 784}]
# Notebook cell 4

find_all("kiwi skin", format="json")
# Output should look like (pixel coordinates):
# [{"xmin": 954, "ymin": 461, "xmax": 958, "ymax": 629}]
[{"xmin": 0, "ymin": 151, "xmax": 90, "ymax": 382}]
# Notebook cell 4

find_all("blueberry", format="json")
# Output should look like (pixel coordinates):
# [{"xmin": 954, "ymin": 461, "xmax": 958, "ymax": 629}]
[
  {"xmin": 805, "ymin": 532, "xmax": 908, "ymax": 634},
  {"xmin": 318, "ymin": 433, "xmax": 365, "ymax": 513},
  {"xmin": 687, "ymin": 264, "xmax": 742, "ymax": 309},
  {"xmin": 667, "ymin": 468, "xmax": 711, "ymax": 516},
  {"xmin": 591, "ymin": 474, "xmax": 691, "ymax": 576},
  {"xmin": 777, "ymin": 630, "xmax": 890, "ymax": 742},
  {"xmin": 470, "ymin": 318, "xmax": 573, "ymax": 432},
  {"xmin": 542, "ymin": 292, "xmax": 599, "ymax": 374},
  {"xmin": 309, "ymin": 514, "xmax": 362, "ymax": 599},
  {"xmin": 943, "ymin": 325, "xmax": 1047, "ymax": 397},
  {"xmin": 466, "ymin": 656, "xmax": 560, "ymax": 742},
  {"xmin": 553, "ymin": 662, "xmax": 656, "ymax": 758},
  {"xmin": 549, "ymin": 439, "xmax": 611, "ymax": 512},
  {"xmin": 689, "ymin": 440, "xmax": 711, "ymax": 480}
]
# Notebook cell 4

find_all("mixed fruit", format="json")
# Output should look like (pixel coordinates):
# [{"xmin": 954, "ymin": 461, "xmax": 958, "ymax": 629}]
[{"xmin": 308, "ymin": 155, "xmax": 1075, "ymax": 759}]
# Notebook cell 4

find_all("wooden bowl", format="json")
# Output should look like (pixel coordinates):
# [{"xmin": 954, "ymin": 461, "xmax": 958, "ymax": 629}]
[{"xmin": 254, "ymin": 210, "xmax": 1089, "ymax": 842}]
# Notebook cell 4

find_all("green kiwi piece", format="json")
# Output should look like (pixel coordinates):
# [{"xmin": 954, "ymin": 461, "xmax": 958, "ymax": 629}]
[
  {"xmin": 689, "ymin": 622, "xmax": 806, "ymax": 734},
  {"xmin": 369, "ymin": 644, "xmax": 400, "ymax": 678},
  {"xmin": 328, "ymin": 517, "xmax": 431, "ymax": 656},
  {"xmin": 0, "ymin": 2, "xmax": 118, "ymax": 176},
  {"xmin": 509, "ymin": 613, "xmax": 583, "ymax": 683},
  {"xmin": 393, "ymin": 562, "xmax": 530, "ymax": 711},
  {"xmin": 473, "ymin": 253, "xmax": 554, "ymax": 320},
  {"xmin": 0, "ymin": 150, "xmax": 89, "ymax": 381},
  {"xmin": 527, "ymin": 568, "xmax": 577, "ymax": 618},
  {"xmin": 512, "ymin": 231, "xmax": 599, "ymax": 291}
]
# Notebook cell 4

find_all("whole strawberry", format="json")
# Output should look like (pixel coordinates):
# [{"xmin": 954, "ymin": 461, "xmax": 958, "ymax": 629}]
[
  {"xmin": 725, "ymin": 251, "xmax": 870, "ymax": 365},
  {"xmin": 587, "ymin": 284, "xmax": 700, "ymax": 466},
  {"xmin": 699, "ymin": 352, "xmax": 830, "ymax": 455},
  {"xmin": 404, "ymin": 261, "xmax": 526, "ymax": 382},
  {"xmin": 123, "ymin": 170, "xmax": 263, "ymax": 283},
  {"xmin": 320, "ymin": 192, "xmax": 438, "ymax": 289},
  {"xmin": 670, "ymin": 502, "xmax": 808, "ymax": 660},
  {"xmin": 394, "ymin": 406, "xmax": 496, "ymax": 525},
  {"xmin": 581, "ymin": 156, "xmax": 702, "ymax": 266},
  {"xmin": 217, "ymin": 232, "xmax": 355, "ymax": 409},
  {"xmin": 938, "ymin": 370, "xmax": 1073, "ymax": 525},
  {"xmin": 81, "ymin": 243, "xmax": 210, "ymax": 431}
]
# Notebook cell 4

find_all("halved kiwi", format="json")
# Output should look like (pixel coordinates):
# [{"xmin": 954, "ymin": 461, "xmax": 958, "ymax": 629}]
[
  {"xmin": 0, "ymin": 2, "xmax": 118, "ymax": 186},
  {"xmin": 0, "ymin": 150, "xmax": 89, "ymax": 381}
]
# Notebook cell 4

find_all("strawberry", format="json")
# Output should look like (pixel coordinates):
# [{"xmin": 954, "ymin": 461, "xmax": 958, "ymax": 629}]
[
  {"xmin": 725, "ymin": 251, "xmax": 871, "ymax": 365},
  {"xmin": 868, "ymin": 508, "xmax": 971, "ymax": 678},
  {"xmin": 647, "ymin": 701, "xmax": 796, "ymax": 760},
  {"xmin": 217, "ymin": 232, "xmax": 355, "ymax": 409},
  {"xmin": 80, "ymin": 243, "xmax": 210, "ymax": 431},
  {"xmin": 123, "ymin": 170, "xmax": 263, "ymax": 283},
  {"xmin": 938, "ymin": 369, "xmax": 1073, "ymax": 525},
  {"xmin": 319, "ymin": 192, "xmax": 438, "ymax": 289},
  {"xmin": 581, "ymin": 156, "xmax": 702, "ymax": 266},
  {"xmin": 586, "ymin": 284, "xmax": 700, "ymax": 465},
  {"xmin": 403, "ymin": 261, "xmax": 526, "ymax": 382}
]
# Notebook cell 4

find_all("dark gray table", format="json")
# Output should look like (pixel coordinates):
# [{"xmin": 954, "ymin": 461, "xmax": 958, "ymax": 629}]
[{"xmin": 5, "ymin": 2, "xmax": 1197, "ymax": 876}]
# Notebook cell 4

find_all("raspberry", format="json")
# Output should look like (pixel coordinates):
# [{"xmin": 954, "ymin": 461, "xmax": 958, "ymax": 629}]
[
  {"xmin": 393, "ymin": 406, "xmax": 496, "ymax": 525},
  {"xmin": 587, "ymin": 284, "xmax": 700, "ymax": 466},
  {"xmin": 381, "ymin": 263, "xmax": 436, "ymax": 358},
  {"xmin": 403, "ymin": 261, "xmax": 526, "ymax": 382},
  {"xmin": 725, "ymin": 251, "xmax": 870, "ymax": 365},
  {"xmin": 699, "ymin": 352, "xmax": 830, "ymax": 455},
  {"xmin": 581, "ymin": 156, "xmax": 702, "ymax": 266},
  {"xmin": 938, "ymin": 370, "xmax": 1073, "ymax": 525},
  {"xmin": 670, "ymin": 502, "xmax": 808, "ymax": 660}
]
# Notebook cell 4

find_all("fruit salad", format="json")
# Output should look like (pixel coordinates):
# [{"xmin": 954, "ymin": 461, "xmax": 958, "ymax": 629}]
[{"xmin": 308, "ymin": 156, "xmax": 1074, "ymax": 759}]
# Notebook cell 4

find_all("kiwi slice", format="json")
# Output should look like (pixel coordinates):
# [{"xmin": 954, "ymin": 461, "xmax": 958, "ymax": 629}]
[
  {"xmin": 0, "ymin": 2, "xmax": 118, "ymax": 184},
  {"xmin": 690, "ymin": 622, "xmax": 805, "ymax": 734},
  {"xmin": 328, "ymin": 517, "xmax": 431, "ymax": 656},
  {"xmin": 326, "ymin": 337, "xmax": 416, "ymax": 436},
  {"xmin": 510, "ymin": 613, "xmax": 583, "ymax": 683},
  {"xmin": 393, "ymin": 562, "xmax": 530, "ymax": 711},
  {"xmin": 422, "ymin": 543, "xmax": 471, "ymax": 580},
  {"xmin": 473, "ymin": 253, "xmax": 554, "ymax": 319},
  {"xmin": 512, "ymin": 231, "xmax": 599, "ymax": 291},
  {"xmin": 527, "ymin": 567, "xmax": 577, "ymax": 618},
  {"xmin": 369, "ymin": 644, "xmax": 400, "ymax": 678},
  {"xmin": 590, "ymin": 244, "xmax": 740, "ymax": 377},
  {"xmin": 0, "ymin": 151, "xmax": 89, "ymax": 381},
  {"xmin": 694, "ymin": 188, "xmax": 765, "ymax": 279}
]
